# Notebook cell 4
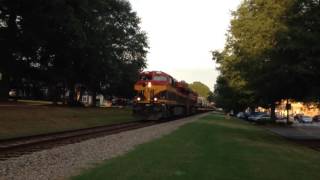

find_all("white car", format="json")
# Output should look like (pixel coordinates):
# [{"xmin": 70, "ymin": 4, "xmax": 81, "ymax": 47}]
[
  {"xmin": 236, "ymin": 112, "xmax": 246, "ymax": 119},
  {"xmin": 300, "ymin": 116, "xmax": 313, "ymax": 123},
  {"xmin": 248, "ymin": 113, "xmax": 270, "ymax": 122}
]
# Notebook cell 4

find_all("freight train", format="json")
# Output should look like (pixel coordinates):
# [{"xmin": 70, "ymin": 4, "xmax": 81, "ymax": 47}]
[{"xmin": 133, "ymin": 71, "xmax": 198, "ymax": 120}]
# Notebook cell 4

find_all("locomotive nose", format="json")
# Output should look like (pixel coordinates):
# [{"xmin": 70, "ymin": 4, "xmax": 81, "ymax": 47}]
[{"xmin": 142, "ymin": 81, "xmax": 152, "ymax": 88}]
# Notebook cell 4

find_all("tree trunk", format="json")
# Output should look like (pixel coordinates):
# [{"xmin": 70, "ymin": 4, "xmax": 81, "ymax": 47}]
[
  {"xmin": 91, "ymin": 90, "xmax": 97, "ymax": 107},
  {"xmin": 249, "ymin": 106, "xmax": 255, "ymax": 114},
  {"xmin": 62, "ymin": 82, "xmax": 67, "ymax": 105},
  {"xmin": 51, "ymin": 84, "xmax": 58, "ymax": 105},
  {"xmin": 67, "ymin": 83, "xmax": 76, "ymax": 106},
  {"xmin": 0, "ymin": 72, "xmax": 9, "ymax": 101},
  {"xmin": 286, "ymin": 99, "xmax": 289, "ymax": 124},
  {"xmin": 270, "ymin": 102, "xmax": 276, "ymax": 121},
  {"xmin": 78, "ymin": 87, "xmax": 84, "ymax": 105}
]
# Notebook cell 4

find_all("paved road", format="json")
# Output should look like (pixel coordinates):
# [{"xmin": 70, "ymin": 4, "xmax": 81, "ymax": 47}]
[{"xmin": 266, "ymin": 122, "xmax": 320, "ymax": 140}]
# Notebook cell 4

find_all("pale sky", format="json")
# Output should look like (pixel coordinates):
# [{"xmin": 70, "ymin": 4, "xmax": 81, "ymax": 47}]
[{"xmin": 129, "ymin": 0, "xmax": 241, "ymax": 90}]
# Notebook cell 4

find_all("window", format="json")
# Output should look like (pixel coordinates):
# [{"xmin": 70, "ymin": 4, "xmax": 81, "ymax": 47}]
[
  {"xmin": 153, "ymin": 76, "xmax": 167, "ymax": 81},
  {"xmin": 140, "ymin": 75, "xmax": 152, "ymax": 81}
]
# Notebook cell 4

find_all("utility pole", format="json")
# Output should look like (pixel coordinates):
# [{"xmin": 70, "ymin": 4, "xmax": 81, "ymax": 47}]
[{"xmin": 285, "ymin": 99, "xmax": 291, "ymax": 124}]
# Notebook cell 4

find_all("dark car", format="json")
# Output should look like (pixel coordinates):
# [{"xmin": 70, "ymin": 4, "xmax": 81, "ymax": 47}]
[
  {"xmin": 294, "ymin": 114, "xmax": 303, "ymax": 121},
  {"xmin": 313, "ymin": 115, "xmax": 320, "ymax": 122},
  {"xmin": 295, "ymin": 114, "xmax": 312, "ymax": 123}
]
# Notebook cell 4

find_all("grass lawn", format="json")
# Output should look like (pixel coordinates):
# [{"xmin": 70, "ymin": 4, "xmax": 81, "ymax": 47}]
[
  {"xmin": 74, "ymin": 113, "xmax": 320, "ymax": 180},
  {"xmin": 0, "ymin": 105, "xmax": 136, "ymax": 140}
]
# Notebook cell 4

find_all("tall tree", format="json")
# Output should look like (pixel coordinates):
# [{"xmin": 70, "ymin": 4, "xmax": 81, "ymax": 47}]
[
  {"xmin": 207, "ymin": 91, "xmax": 215, "ymax": 102},
  {"xmin": 280, "ymin": 0, "xmax": 320, "ymax": 99},
  {"xmin": 213, "ymin": 0, "xmax": 320, "ymax": 119},
  {"xmin": 0, "ymin": 0, "xmax": 148, "ymax": 104},
  {"xmin": 212, "ymin": 48, "xmax": 255, "ymax": 112},
  {"xmin": 0, "ymin": 0, "xmax": 21, "ymax": 100},
  {"xmin": 213, "ymin": 75, "xmax": 252, "ymax": 113}
]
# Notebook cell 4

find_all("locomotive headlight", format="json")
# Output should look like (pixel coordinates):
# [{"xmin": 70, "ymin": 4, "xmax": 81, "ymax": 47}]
[
  {"xmin": 153, "ymin": 97, "xmax": 158, "ymax": 101},
  {"xmin": 137, "ymin": 97, "xmax": 141, "ymax": 101},
  {"xmin": 147, "ymin": 82, "xmax": 152, "ymax": 88}
]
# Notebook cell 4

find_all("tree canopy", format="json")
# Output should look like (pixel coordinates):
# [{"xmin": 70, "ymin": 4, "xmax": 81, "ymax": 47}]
[
  {"xmin": 0, "ymin": 0, "xmax": 148, "ymax": 103},
  {"xmin": 213, "ymin": 0, "xmax": 320, "ymax": 115}
]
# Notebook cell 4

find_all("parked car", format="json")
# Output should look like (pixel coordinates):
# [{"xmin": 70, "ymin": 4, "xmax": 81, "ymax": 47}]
[
  {"xmin": 312, "ymin": 115, "xmax": 320, "ymax": 122},
  {"xmin": 248, "ymin": 112, "xmax": 270, "ymax": 122},
  {"xmin": 276, "ymin": 116, "xmax": 294, "ymax": 124},
  {"xmin": 294, "ymin": 114, "xmax": 303, "ymax": 121},
  {"xmin": 236, "ymin": 112, "xmax": 248, "ymax": 119},
  {"xmin": 276, "ymin": 118, "xmax": 287, "ymax": 124},
  {"xmin": 299, "ymin": 116, "xmax": 313, "ymax": 123}
]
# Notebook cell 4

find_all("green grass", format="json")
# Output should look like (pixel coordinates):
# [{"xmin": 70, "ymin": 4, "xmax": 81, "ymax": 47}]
[
  {"xmin": 0, "ymin": 106, "xmax": 136, "ymax": 140},
  {"xmin": 73, "ymin": 113, "xmax": 320, "ymax": 180}
]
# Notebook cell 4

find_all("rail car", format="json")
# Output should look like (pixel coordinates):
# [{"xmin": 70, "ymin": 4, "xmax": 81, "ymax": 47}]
[{"xmin": 133, "ymin": 71, "xmax": 198, "ymax": 120}]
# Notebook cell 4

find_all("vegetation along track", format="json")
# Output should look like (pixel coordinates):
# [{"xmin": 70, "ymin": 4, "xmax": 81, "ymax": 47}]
[{"xmin": 0, "ymin": 120, "xmax": 159, "ymax": 160}]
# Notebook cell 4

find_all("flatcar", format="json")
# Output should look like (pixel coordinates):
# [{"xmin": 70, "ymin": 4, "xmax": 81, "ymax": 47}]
[{"xmin": 133, "ymin": 71, "xmax": 198, "ymax": 120}]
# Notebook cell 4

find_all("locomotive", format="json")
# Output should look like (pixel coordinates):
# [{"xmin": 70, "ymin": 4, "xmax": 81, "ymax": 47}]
[{"xmin": 133, "ymin": 71, "xmax": 198, "ymax": 120}]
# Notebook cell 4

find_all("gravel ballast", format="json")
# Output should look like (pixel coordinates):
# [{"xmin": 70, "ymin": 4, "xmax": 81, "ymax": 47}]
[{"xmin": 0, "ymin": 113, "xmax": 208, "ymax": 180}]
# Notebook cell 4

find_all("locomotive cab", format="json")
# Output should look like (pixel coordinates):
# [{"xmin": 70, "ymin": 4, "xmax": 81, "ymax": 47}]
[
  {"xmin": 133, "ymin": 71, "xmax": 198, "ymax": 120},
  {"xmin": 134, "ymin": 71, "xmax": 172, "ymax": 104}
]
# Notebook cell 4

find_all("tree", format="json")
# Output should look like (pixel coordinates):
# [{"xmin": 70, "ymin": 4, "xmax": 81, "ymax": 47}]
[
  {"xmin": 213, "ymin": 0, "xmax": 320, "ymax": 119},
  {"xmin": 213, "ymin": 75, "xmax": 252, "ymax": 113},
  {"xmin": 0, "ymin": 0, "xmax": 148, "ymax": 104},
  {"xmin": 207, "ymin": 91, "xmax": 214, "ymax": 102},
  {"xmin": 0, "ymin": 0, "xmax": 21, "ymax": 100},
  {"xmin": 189, "ymin": 81, "xmax": 211, "ymax": 98},
  {"xmin": 280, "ymin": 0, "xmax": 320, "ymax": 99},
  {"xmin": 75, "ymin": 0, "xmax": 148, "ymax": 105},
  {"xmin": 213, "ymin": 0, "xmax": 294, "ymax": 118}
]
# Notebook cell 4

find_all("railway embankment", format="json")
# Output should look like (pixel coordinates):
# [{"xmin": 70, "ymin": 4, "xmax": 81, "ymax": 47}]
[
  {"xmin": 0, "ymin": 104, "xmax": 136, "ymax": 140},
  {"xmin": 0, "ymin": 113, "xmax": 207, "ymax": 180},
  {"xmin": 74, "ymin": 113, "xmax": 320, "ymax": 180}
]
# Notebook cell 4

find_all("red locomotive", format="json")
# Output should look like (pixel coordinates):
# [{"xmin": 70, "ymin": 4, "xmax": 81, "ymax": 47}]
[{"xmin": 133, "ymin": 71, "xmax": 198, "ymax": 120}]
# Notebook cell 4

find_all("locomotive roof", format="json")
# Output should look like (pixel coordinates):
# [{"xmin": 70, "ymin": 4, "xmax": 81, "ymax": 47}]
[
  {"xmin": 140, "ymin": 71, "xmax": 198, "ymax": 96},
  {"xmin": 140, "ymin": 71, "xmax": 172, "ymax": 78}
]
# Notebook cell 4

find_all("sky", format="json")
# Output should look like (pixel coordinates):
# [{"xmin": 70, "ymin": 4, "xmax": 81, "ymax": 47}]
[{"xmin": 129, "ymin": 0, "xmax": 242, "ymax": 90}]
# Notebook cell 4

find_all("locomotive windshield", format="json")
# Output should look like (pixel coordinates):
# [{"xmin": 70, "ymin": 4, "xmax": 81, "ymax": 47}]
[
  {"xmin": 153, "ymin": 76, "xmax": 167, "ymax": 81},
  {"xmin": 140, "ymin": 75, "xmax": 167, "ymax": 82},
  {"xmin": 140, "ymin": 75, "xmax": 152, "ymax": 81}
]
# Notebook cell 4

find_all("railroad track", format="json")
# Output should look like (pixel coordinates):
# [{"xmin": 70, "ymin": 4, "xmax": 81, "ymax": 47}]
[
  {"xmin": 0, "ymin": 120, "xmax": 159, "ymax": 160},
  {"xmin": 0, "ymin": 111, "xmax": 212, "ymax": 161}
]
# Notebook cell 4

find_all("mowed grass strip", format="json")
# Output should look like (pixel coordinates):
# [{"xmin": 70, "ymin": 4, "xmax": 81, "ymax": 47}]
[
  {"xmin": 74, "ymin": 113, "xmax": 320, "ymax": 180},
  {"xmin": 0, "ymin": 106, "xmax": 136, "ymax": 140}
]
